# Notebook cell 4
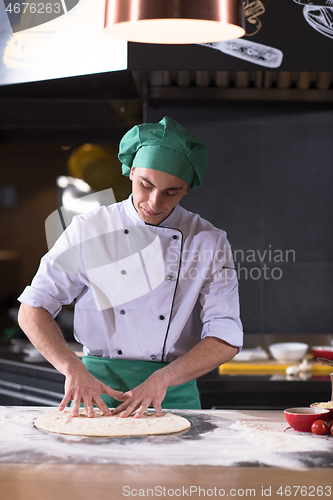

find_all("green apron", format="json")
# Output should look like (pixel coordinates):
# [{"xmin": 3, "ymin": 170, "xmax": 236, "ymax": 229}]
[{"xmin": 82, "ymin": 356, "xmax": 201, "ymax": 410}]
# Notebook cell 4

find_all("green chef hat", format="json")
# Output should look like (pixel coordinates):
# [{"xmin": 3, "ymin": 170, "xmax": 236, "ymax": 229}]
[{"xmin": 118, "ymin": 116, "xmax": 207, "ymax": 190}]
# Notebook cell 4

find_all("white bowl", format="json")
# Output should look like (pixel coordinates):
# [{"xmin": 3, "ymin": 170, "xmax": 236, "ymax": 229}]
[{"xmin": 268, "ymin": 342, "xmax": 309, "ymax": 363}]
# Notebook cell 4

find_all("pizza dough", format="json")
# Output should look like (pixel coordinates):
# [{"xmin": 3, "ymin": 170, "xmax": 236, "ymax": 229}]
[{"xmin": 34, "ymin": 409, "xmax": 191, "ymax": 437}]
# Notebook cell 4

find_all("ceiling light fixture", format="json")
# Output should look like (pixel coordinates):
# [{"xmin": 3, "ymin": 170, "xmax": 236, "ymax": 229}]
[{"xmin": 104, "ymin": 0, "xmax": 245, "ymax": 44}]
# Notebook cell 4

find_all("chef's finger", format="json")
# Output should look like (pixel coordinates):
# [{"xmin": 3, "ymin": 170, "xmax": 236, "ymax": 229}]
[
  {"xmin": 111, "ymin": 399, "xmax": 137, "ymax": 417},
  {"xmin": 104, "ymin": 386, "xmax": 124, "ymax": 399},
  {"xmin": 112, "ymin": 390, "xmax": 131, "ymax": 402},
  {"xmin": 58, "ymin": 393, "xmax": 72, "ymax": 411},
  {"xmin": 153, "ymin": 403, "xmax": 163, "ymax": 417},
  {"xmin": 112, "ymin": 394, "xmax": 127, "ymax": 401},
  {"xmin": 71, "ymin": 397, "xmax": 83, "ymax": 417},
  {"xmin": 134, "ymin": 395, "xmax": 163, "ymax": 418},
  {"xmin": 110, "ymin": 402, "xmax": 129, "ymax": 415},
  {"xmin": 121, "ymin": 396, "xmax": 153, "ymax": 418},
  {"xmin": 92, "ymin": 396, "xmax": 112, "ymax": 416},
  {"xmin": 133, "ymin": 402, "xmax": 150, "ymax": 419},
  {"xmin": 120, "ymin": 402, "xmax": 141, "ymax": 418},
  {"xmin": 84, "ymin": 401, "xmax": 96, "ymax": 418}
]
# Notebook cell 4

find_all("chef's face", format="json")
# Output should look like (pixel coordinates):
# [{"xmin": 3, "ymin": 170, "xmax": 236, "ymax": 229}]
[{"xmin": 129, "ymin": 167, "xmax": 189, "ymax": 225}]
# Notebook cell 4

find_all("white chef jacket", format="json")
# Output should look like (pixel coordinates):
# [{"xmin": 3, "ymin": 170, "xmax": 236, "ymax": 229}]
[{"xmin": 18, "ymin": 195, "xmax": 243, "ymax": 362}]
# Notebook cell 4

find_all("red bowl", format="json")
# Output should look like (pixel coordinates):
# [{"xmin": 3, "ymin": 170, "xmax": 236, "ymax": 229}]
[
  {"xmin": 311, "ymin": 346, "xmax": 333, "ymax": 361},
  {"xmin": 284, "ymin": 407, "xmax": 330, "ymax": 432},
  {"xmin": 310, "ymin": 403, "xmax": 333, "ymax": 419}
]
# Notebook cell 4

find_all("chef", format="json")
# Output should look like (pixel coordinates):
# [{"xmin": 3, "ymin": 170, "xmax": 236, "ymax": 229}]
[{"xmin": 17, "ymin": 116, "xmax": 243, "ymax": 419}]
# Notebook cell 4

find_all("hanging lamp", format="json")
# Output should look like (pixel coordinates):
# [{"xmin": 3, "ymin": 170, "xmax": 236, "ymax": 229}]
[{"xmin": 104, "ymin": 0, "xmax": 245, "ymax": 44}]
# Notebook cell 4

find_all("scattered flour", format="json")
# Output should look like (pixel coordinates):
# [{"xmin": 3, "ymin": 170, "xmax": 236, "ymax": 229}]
[
  {"xmin": 0, "ymin": 407, "xmax": 332, "ymax": 470},
  {"xmin": 230, "ymin": 419, "xmax": 333, "ymax": 453}
]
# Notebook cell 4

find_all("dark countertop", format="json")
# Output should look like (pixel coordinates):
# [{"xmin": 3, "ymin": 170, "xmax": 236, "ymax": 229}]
[{"xmin": 198, "ymin": 370, "xmax": 332, "ymax": 409}]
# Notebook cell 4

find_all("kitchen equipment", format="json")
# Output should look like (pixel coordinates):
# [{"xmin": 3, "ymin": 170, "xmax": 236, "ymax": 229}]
[
  {"xmin": 104, "ymin": 0, "xmax": 246, "ymax": 44},
  {"xmin": 268, "ymin": 342, "xmax": 308, "ymax": 363},
  {"xmin": 310, "ymin": 402, "xmax": 333, "ymax": 418},
  {"xmin": 311, "ymin": 346, "xmax": 333, "ymax": 361},
  {"xmin": 284, "ymin": 407, "xmax": 330, "ymax": 432}
]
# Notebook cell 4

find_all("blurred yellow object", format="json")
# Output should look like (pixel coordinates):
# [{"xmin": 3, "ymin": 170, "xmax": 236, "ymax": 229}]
[
  {"xmin": 112, "ymin": 174, "xmax": 132, "ymax": 202},
  {"xmin": 83, "ymin": 158, "xmax": 121, "ymax": 191},
  {"xmin": 218, "ymin": 360, "xmax": 333, "ymax": 375},
  {"xmin": 68, "ymin": 144, "xmax": 123, "ymax": 191},
  {"xmin": 68, "ymin": 144, "xmax": 112, "ymax": 179}
]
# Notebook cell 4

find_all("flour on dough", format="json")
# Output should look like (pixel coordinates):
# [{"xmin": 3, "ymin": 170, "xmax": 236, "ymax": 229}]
[{"xmin": 35, "ymin": 409, "xmax": 191, "ymax": 437}]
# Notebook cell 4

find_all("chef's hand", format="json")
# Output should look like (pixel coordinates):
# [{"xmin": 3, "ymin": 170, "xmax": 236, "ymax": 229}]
[
  {"xmin": 111, "ymin": 370, "xmax": 168, "ymax": 419},
  {"xmin": 17, "ymin": 304, "xmax": 123, "ymax": 419},
  {"xmin": 59, "ymin": 367, "xmax": 123, "ymax": 418}
]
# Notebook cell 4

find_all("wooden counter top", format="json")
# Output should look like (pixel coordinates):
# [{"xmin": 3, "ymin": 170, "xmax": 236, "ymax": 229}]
[{"xmin": 1, "ymin": 464, "xmax": 332, "ymax": 500}]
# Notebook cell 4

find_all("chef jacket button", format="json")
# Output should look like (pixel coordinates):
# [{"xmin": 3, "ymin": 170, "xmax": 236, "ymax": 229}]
[
  {"xmin": 159, "ymin": 315, "xmax": 165, "ymax": 320},
  {"xmin": 121, "ymin": 269, "xmax": 127, "ymax": 275},
  {"xmin": 124, "ymin": 229, "xmax": 129, "ymax": 234},
  {"xmin": 120, "ymin": 309, "xmax": 126, "ymax": 315},
  {"xmin": 151, "ymin": 355, "xmax": 157, "ymax": 361},
  {"xmin": 117, "ymin": 350, "xmax": 122, "ymax": 355},
  {"xmin": 172, "ymin": 234, "xmax": 178, "ymax": 240},
  {"xmin": 166, "ymin": 274, "xmax": 175, "ymax": 281}
]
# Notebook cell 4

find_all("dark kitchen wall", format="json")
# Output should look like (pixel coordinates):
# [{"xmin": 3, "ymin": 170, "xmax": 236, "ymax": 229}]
[
  {"xmin": 0, "ymin": 145, "xmax": 68, "ymax": 291},
  {"xmin": 147, "ymin": 100, "xmax": 333, "ymax": 335}
]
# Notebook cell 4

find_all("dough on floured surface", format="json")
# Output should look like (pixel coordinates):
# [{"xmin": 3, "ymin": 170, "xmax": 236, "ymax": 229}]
[{"xmin": 35, "ymin": 409, "xmax": 191, "ymax": 437}]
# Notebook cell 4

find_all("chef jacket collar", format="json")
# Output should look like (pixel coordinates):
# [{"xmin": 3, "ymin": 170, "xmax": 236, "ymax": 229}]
[{"xmin": 126, "ymin": 194, "xmax": 181, "ymax": 228}]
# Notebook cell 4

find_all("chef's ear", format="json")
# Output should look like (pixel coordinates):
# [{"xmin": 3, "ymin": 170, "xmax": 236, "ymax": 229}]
[{"xmin": 129, "ymin": 167, "xmax": 135, "ymax": 181}]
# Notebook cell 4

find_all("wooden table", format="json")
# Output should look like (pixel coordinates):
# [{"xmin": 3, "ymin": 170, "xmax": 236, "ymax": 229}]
[
  {"xmin": 0, "ymin": 407, "xmax": 332, "ymax": 500},
  {"xmin": 1, "ymin": 464, "xmax": 332, "ymax": 500}
]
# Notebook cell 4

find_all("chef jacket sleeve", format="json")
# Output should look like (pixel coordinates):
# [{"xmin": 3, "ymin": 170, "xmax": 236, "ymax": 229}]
[
  {"xmin": 199, "ymin": 233, "xmax": 243, "ymax": 349},
  {"xmin": 17, "ymin": 215, "xmax": 87, "ymax": 317}
]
